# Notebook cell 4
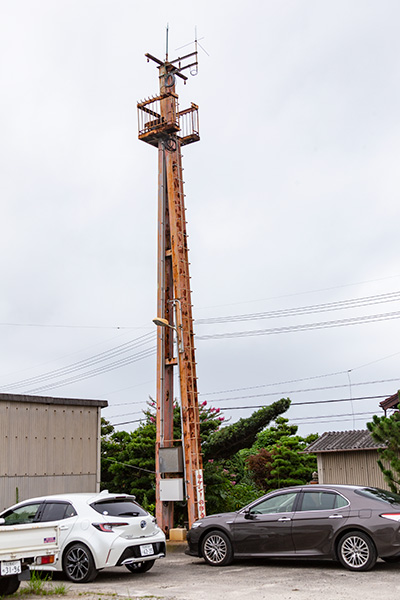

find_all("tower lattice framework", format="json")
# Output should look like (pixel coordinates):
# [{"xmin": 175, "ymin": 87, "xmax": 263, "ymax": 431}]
[{"xmin": 137, "ymin": 46, "xmax": 205, "ymax": 530}]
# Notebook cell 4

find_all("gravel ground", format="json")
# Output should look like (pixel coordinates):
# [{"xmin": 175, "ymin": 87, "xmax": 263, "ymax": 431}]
[{"xmin": 17, "ymin": 542, "xmax": 400, "ymax": 600}]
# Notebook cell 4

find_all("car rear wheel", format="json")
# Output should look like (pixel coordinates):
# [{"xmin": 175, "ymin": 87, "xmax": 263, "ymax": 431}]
[
  {"xmin": 63, "ymin": 543, "xmax": 98, "ymax": 583},
  {"xmin": 337, "ymin": 531, "xmax": 377, "ymax": 571},
  {"xmin": 125, "ymin": 560, "xmax": 155, "ymax": 573},
  {"xmin": 201, "ymin": 530, "xmax": 233, "ymax": 566}
]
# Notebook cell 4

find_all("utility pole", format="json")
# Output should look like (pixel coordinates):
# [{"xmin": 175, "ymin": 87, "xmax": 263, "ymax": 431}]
[{"xmin": 137, "ymin": 37, "xmax": 205, "ymax": 532}]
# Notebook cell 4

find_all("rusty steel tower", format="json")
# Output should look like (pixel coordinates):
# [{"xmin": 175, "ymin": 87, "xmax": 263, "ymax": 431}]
[{"xmin": 137, "ymin": 39, "xmax": 205, "ymax": 531}]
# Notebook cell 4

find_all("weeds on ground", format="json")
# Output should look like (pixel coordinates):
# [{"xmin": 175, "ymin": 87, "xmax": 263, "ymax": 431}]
[{"xmin": 18, "ymin": 571, "xmax": 67, "ymax": 596}]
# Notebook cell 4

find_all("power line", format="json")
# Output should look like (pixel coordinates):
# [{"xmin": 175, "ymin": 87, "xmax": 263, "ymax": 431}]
[
  {"xmin": 195, "ymin": 274, "xmax": 400, "ymax": 311},
  {"xmin": 197, "ymin": 310, "xmax": 400, "ymax": 340},
  {"xmin": 289, "ymin": 411, "xmax": 377, "ymax": 423},
  {"xmin": 2, "ymin": 288, "xmax": 400, "ymax": 332},
  {"xmin": 107, "ymin": 409, "xmax": 380, "ymax": 429},
  {"xmin": 0, "ymin": 332, "xmax": 156, "ymax": 394},
  {"xmin": 207, "ymin": 379, "xmax": 399, "ymax": 404},
  {"xmin": 217, "ymin": 394, "xmax": 388, "ymax": 411},
  {"xmin": 294, "ymin": 413, "xmax": 377, "ymax": 426},
  {"xmin": 105, "ymin": 395, "xmax": 387, "ymax": 424},
  {"xmin": 200, "ymin": 371, "xmax": 348, "ymax": 397},
  {"xmin": 0, "ymin": 323, "xmax": 146, "ymax": 330},
  {"xmin": 113, "ymin": 417, "xmax": 145, "ymax": 427},
  {"xmin": 103, "ymin": 457, "xmax": 155, "ymax": 474},
  {"xmin": 196, "ymin": 291, "xmax": 400, "ymax": 325},
  {"xmin": 25, "ymin": 346, "xmax": 156, "ymax": 395}
]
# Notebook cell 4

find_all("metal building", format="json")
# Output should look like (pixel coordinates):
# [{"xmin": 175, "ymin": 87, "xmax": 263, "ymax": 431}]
[
  {"xmin": 0, "ymin": 393, "xmax": 107, "ymax": 510},
  {"xmin": 304, "ymin": 430, "xmax": 389, "ymax": 490}
]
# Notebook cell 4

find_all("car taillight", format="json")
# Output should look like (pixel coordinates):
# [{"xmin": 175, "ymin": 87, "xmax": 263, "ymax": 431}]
[
  {"xmin": 381, "ymin": 513, "xmax": 400, "ymax": 522},
  {"xmin": 36, "ymin": 555, "xmax": 55, "ymax": 565},
  {"xmin": 92, "ymin": 522, "xmax": 129, "ymax": 532}
]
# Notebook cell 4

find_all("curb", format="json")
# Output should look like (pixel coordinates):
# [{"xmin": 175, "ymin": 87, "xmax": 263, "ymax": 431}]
[{"xmin": 166, "ymin": 540, "xmax": 187, "ymax": 553}]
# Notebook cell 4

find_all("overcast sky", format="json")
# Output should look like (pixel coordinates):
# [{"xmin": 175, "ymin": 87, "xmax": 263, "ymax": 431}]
[{"xmin": 1, "ymin": 0, "xmax": 399, "ymax": 438}]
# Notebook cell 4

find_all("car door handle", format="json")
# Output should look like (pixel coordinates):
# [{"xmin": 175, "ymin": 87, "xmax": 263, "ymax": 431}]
[
  {"xmin": 278, "ymin": 517, "xmax": 291, "ymax": 522},
  {"xmin": 328, "ymin": 514, "xmax": 343, "ymax": 519},
  {"xmin": 59, "ymin": 525, "xmax": 69, "ymax": 530}
]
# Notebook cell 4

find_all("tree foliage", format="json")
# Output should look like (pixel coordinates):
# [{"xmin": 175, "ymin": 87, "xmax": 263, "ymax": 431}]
[
  {"xmin": 202, "ymin": 398, "xmax": 291, "ymax": 460},
  {"xmin": 101, "ymin": 398, "xmax": 317, "ymax": 521},
  {"xmin": 367, "ymin": 409, "xmax": 400, "ymax": 493},
  {"xmin": 244, "ymin": 417, "xmax": 318, "ymax": 491},
  {"xmin": 101, "ymin": 399, "xmax": 225, "ymax": 507}
]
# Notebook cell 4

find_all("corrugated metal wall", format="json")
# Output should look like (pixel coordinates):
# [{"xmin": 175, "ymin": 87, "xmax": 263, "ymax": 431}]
[
  {"xmin": 317, "ymin": 451, "xmax": 389, "ymax": 490},
  {"xmin": 0, "ymin": 400, "xmax": 101, "ymax": 510}
]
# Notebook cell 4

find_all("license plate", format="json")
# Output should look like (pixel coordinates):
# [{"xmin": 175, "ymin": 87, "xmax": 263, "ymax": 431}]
[
  {"xmin": 1, "ymin": 560, "xmax": 22, "ymax": 576},
  {"xmin": 140, "ymin": 544, "xmax": 154, "ymax": 557}
]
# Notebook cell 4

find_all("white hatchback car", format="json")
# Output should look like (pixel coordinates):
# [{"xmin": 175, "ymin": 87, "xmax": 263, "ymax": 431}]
[{"xmin": 0, "ymin": 491, "xmax": 166, "ymax": 583}]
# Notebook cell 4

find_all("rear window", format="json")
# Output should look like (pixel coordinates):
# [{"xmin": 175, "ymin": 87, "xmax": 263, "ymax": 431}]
[
  {"xmin": 355, "ymin": 487, "xmax": 400, "ymax": 505},
  {"xmin": 299, "ymin": 491, "xmax": 348, "ymax": 511},
  {"xmin": 91, "ymin": 499, "xmax": 147, "ymax": 517}
]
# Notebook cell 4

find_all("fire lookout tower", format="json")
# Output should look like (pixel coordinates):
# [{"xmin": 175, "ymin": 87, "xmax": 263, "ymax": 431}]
[{"xmin": 137, "ymin": 42, "xmax": 205, "ymax": 531}]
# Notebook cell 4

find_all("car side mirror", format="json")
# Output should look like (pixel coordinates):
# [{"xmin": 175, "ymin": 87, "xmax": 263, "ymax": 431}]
[
  {"xmin": 0, "ymin": 518, "xmax": 5, "ymax": 525},
  {"xmin": 244, "ymin": 510, "xmax": 254, "ymax": 520}
]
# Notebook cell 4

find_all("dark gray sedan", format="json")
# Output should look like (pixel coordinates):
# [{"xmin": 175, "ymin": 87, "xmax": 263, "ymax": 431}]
[{"xmin": 186, "ymin": 484, "xmax": 400, "ymax": 571}]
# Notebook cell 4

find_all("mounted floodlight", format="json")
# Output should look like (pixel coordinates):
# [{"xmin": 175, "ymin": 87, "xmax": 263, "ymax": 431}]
[
  {"xmin": 153, "ymin": 317, "xmax": 171, "ymax": 328},
  {"xmin": 152, "ymin": 317, "xmax": 184, "ymax": 354}
]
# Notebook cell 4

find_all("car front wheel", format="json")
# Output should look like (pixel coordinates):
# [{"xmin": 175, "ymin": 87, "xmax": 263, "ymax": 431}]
[
  {"xmin": 125, "ymin": 560, "xmax": 155, "ymax": 573},
  {"xmin": 201, "ymin": 530, "xmax": 233, "ymax": 566},
  {"xmin": 63, "ymin": 542, "xmax": 98, "ymax": 583},
  {"xmin": 337, "ymin": 531, "xmax": 377, "ymax": 571}
]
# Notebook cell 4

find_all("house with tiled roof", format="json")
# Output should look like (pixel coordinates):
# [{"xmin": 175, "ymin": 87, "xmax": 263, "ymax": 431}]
[{"xmin": 304, "ymin": 429, "xmax": 389, "ymax": 490}]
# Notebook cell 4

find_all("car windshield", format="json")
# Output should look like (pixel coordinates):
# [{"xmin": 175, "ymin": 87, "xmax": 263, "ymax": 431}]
[
  {"xmin": 355, "ymin": 487, "xmax": 400, "ymax": 505},
  {"xmin": 91, "ymin": 498, "xmax": 147, "ymax": 517}
]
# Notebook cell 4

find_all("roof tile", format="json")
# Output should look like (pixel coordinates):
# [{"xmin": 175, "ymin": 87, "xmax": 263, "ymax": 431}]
[{"xmin": 304, "ymin": 429, "xmax": 386, "ymax": 453}]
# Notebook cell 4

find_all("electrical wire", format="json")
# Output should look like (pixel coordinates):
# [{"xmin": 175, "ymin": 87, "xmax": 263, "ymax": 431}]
[
  {"xmin": 25, "ymin": 346, "xmax": 156, "ymax": 395},
  {"xmin": 217, "ymin": 394, "xmax": 388, "ymax": 411},
  {"xmin": 103, "ymin": 457, "xmax": 155, "ymax": 474},
  {"xmin": 206, "ymin": 379, "xmax": 399, "ymax": 404},
  {"xmin": 108, "ymin": 409, "xmax": 379, "ymax": 429},
  {"xmin": 197, "ymin": 310, "xmax": 400, "ymax": 340},
  {"xmin": 105, "ymin": 395, "xmax": 389, "ymax": 425},
  {"xmin": 195, "ymin": 274, "xmax": 400, "ymax": 311},
  {"xmin": 0, "ymin": 332, "xmax": 156, "ymax": 394},
  {"xmin": 196, "ymin": 291, "xmax": 400, "ymax": 325}
]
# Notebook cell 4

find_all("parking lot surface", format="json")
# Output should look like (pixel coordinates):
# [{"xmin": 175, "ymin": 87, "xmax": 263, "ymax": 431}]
[{"xmin": 20, "ymin": 541, "xmax": 400, "ymax": 600}]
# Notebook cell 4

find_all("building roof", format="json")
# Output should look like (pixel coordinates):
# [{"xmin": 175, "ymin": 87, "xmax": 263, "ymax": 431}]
[
  {"xmin": 0, "ymin": 392, "xmax": 108, "ymax": 408},
  {"xmin": 379, "ymin": 391, "xmax": 399, "ymax": 412},
  {"xmin": 304, "ymin": 430, "xmax": 386, "ymax": 454}
]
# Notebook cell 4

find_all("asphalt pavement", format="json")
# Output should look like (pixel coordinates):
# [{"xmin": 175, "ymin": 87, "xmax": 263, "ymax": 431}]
[{"xmin": 19, "ymin": 541, "xmax": 400, "ymax": 600}]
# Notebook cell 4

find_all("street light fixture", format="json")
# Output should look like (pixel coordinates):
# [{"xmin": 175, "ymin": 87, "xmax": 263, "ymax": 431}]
[
  {"xmin": 152, "ymin": 317, "xmax": 172, "ymax": 328},
  {"xmin": 153, "ymin": 315, "xmax": 184, "ymax": 354}
]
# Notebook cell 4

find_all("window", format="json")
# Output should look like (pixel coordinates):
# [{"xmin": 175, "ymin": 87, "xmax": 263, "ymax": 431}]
[
  {"xmin": 355, "ymin": 487, "xmax": 400, "ymax": 505},
  {"xmin": 249, "ymin": 492, "xmax": 297, "ymax": 515},
  {"xmin": 299, "ymin": 491, "xmax": 348, "ymax": 511},
  {"xmin": 91, "ymin": 499, "xmax": 147, "ymax": 517},
  {"xmin": 40, "ymin": 502, "xmax": 77, "ymax": 522},
  {"xmin": 2, "ymin": 503, "xmax": 42, "ymax": 525}
]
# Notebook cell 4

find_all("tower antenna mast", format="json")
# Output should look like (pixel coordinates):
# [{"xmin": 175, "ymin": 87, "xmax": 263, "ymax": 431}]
[{"xmin": 137, "ymin": 35, "xmax": 204, "ymax": 531}]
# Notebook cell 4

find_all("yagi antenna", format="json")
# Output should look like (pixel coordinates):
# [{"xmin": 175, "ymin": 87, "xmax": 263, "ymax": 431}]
[{"xmin": 175, "ymin": 27, "xmax": 210, "ymax": 75}]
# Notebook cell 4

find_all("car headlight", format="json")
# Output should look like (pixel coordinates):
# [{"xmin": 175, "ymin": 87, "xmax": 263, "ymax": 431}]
[{"xmin": 192, "ymin": 522, "xmax": 203, "ymax": 528}]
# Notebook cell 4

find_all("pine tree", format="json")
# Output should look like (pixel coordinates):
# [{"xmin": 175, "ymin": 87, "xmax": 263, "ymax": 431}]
[
  {"xmin": 367, "ymin": 410, "xmax": 400, "ymax": 493},
  {"xmin": 202, "ymin": 398, "xmax": 291, "ymax": 460},
  {"xmin": 245, "ymin": 417, "xmax": 318, "ymax": 491}
]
